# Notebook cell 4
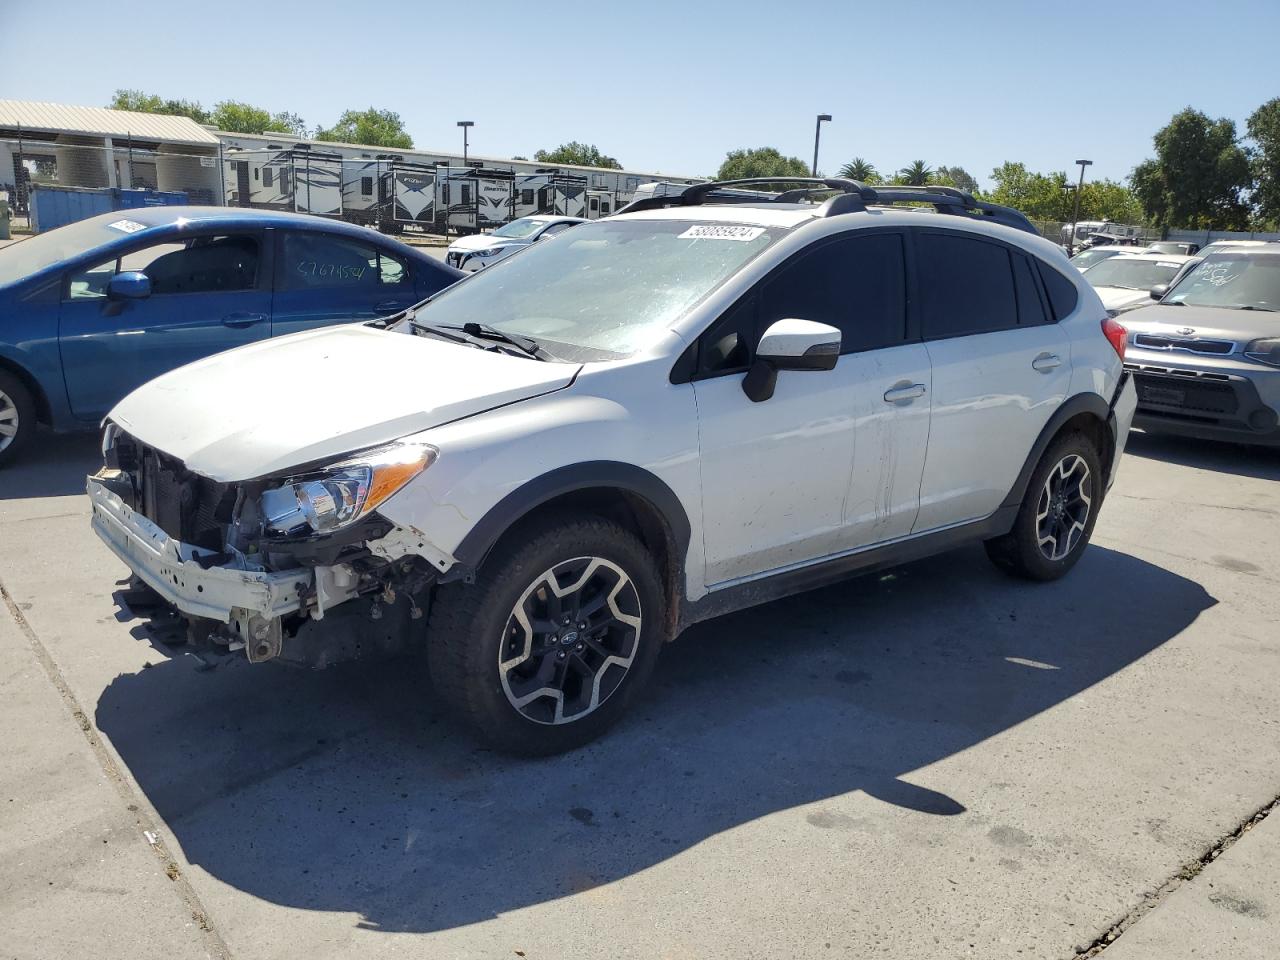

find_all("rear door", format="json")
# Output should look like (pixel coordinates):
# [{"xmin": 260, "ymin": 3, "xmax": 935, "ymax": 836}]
[
  {"xmin": 692, "ymin": 230, "xmax": 931, "ymax": 586},
  {"xmin": 59, "ymin": 230, "xmax": 272, "ymax": 420},
  {"xmin": 911, "ymin": 229, "xmax": 1072, "ymax": 531},
  {"xmin": 271, "ymin": 229, "xmax": 417, "ymax": 337}
]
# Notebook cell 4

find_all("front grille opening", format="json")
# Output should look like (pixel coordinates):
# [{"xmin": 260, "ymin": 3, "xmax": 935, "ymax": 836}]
[{"xmin": 1133, "ymin": 334, "xmax": 1235, "ymax": 355}]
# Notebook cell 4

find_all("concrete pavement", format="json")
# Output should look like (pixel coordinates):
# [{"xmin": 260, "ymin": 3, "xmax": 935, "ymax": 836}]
[{"xmin": 0, "ymin": 429, "xmax": 1277, "ymax": 959}]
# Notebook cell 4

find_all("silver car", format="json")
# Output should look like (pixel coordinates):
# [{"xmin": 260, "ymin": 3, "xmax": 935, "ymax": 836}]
[
  {"xmin": 1124, "ymin": 248, "xmax": 1280, "ymax": 445},
  {"xmin": 445, "ymin": 215, "xmax": 585, "ymax": 271}
]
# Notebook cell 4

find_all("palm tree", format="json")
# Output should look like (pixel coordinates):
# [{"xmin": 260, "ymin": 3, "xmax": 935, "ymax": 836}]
[
  {"xmin": 897, "ymin": 160, "xmax": 934, "ymax": 186},
  {"xmin": 838, "ymin": 157, "xmax": 878, "ymax": 182}
]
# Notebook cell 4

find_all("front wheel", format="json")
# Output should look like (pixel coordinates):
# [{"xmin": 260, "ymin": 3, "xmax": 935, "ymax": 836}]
[
  {"xmin": 426, "ymin": 516, "xmax": 665, "ymax": 755},
  {"xmin": 0, "ymin": 371, "xmax": 36, "ymax": 468},
  {"xmin": 985, "ymin": 431, "xmax": 1102, "ymax": 581}
]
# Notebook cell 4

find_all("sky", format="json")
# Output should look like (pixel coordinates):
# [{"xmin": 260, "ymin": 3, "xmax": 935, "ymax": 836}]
[{"xmin": 3, "ymin": 0, "xmax": 1278, "ymax": 189}]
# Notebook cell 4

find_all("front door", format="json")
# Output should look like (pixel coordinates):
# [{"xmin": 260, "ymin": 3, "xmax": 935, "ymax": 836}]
[
  {"xmin": 59, "ymin": 231, "xmax": 272, "ymax": 421},
  {"xmin": 270, "ymin": 230, "xmax": 416, "ymax": 337},
  {"xmin": 693, "ymin": 230, "xmax": 931, "ymax": 586},
  {"xmin": 911, "ymin": 229, "xmax": 1073, "ymax": 531}
]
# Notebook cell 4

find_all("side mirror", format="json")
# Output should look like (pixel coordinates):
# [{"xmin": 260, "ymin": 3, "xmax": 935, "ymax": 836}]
[
  {"xmin": 1149, "ymin": 283, "xmax": 1169, "ymax": 301},
  {"xmin": 108, "ymin": 271, "xmax": 152, "ymax": 301},
  {"xmin": 742, "ymin": 318, "xmax": 841, "ymax": 403}
]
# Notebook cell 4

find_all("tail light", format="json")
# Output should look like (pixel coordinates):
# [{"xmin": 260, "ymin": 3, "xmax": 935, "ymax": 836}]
[{"xmin": 1101, "ymin": 316, "xmax": 1127, "ymax": 361}]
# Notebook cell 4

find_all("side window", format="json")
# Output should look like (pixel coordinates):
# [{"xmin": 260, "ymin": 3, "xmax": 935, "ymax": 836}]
[
  {"xmin": 460, "ymin": 184, "xmax": 471, "ymax": 205},
  {"xmin": 361, "ymin": 176, "xmax": 373, "ymax": 197},
  {"xmin": 917, "ymin": 232, "xmax": 1017, "ymax": 338},
  {"xmin": 278, "ymin": 232, "xmax": 388, "ymax": 291},
  {"xmin": 67, "ymin": 236, "xmax": 259, "ymax": 299},
  {"xmin": 263, "ymin": 167, "xmax": 274, "ymax": 188},
  {"xmin": 521, "ymin": 189, "xmax": 534, "ymax": 205},
  {"xmin": 1012, "ymin": 252, "xmax": 1049, "ymax": 325},
  {"xmin": 541, "ymin": 222, "xmax": 574, "ymax": 238},
  {"xmin": 759, "ymin": 233, "xmax": 907, "ymax": 354},
  {"xmin": 698, "ymin": 295, "xmax": 757, "ymax": 376},
  {"xmin": 1036, "ymin": 262, "xmax": 1080, "ymax": 321}
]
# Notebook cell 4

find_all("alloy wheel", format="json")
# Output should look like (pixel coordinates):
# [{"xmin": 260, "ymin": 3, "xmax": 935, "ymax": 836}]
[
  {"xmin": 1035, "ymin": 454, "xmax": 1092, "ymax": 562},
  {"xmin": 0, "ymin": 388, "xmax": 19, "ymax": 453},
  {"xmin": 498, "ymin": 556, "xmax": 642, "ymax": 725}
]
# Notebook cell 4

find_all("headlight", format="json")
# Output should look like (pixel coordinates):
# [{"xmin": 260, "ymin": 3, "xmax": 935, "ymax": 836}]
[
  {"xmin": 1244, "ymin": 338, "xmax": 1280, "ymax": 367},
  {"xmin": 473, "ymin": 246, "xmax": 503, "ymax": 257},
  {"xmin": 259, "ymin": 442, "xmax": 437, "ymax": 538}
]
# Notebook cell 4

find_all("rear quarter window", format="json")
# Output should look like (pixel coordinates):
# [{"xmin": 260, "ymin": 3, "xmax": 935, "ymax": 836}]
[{"xmin": 1036, "ymin": 261, "xmax": 1080, "ymax": 320}]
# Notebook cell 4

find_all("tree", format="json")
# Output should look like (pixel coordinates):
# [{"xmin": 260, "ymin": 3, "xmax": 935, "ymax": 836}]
[
  {"xmin": 1131, "ymin": 108, "xmax": 1252, "ymax": 230},
  {"xmin": 109, "ymin": 89, "xmax": 209, "ymax": 125},
  {"xmin": 1247, "ymin": 97, "xmax": 1280, "ymax": 227},
  {"xmin": 315, "ymin": 108, "xmax": 413, "ymax": 149},
  {"xmin": 838, "ymin": 157, "xmax": 880, "ymax": 183},
  {"xmin": 209, "ymin": 100, "xmax": 272, "ymax": 134},
  {"xmin": 936, "ymin": 165, "xmax": 979, "ymax": 193},
  {"xmin": 533, "ymin": 142, "xmax": 621, "ymax": 169},
  {"xmin": 269, "ymin": 111, "xmax": 310, "ymax": 138},
  {"xmin": 716, "ymin": 147, "xmax": 810, "ymax": 181},
  {"xmin": 896, "ymin": 160, "xmax": 934, "ymax": 186}
]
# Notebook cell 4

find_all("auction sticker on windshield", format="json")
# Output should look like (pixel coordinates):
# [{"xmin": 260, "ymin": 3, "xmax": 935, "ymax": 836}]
[
  {"xmin": 678, "ymin": 224, "xmax": 766, "ymax": 242},
  {"xmin": 107, "ymin": 219, "xmax": 146, "ymax": 234}
]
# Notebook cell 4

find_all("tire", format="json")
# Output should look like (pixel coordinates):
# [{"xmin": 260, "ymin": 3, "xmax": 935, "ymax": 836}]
[
  {"xmin": 0, "ymin": 370, "xmax": 37, "ymax": 468},
  {"xmin": 984, "ymin": 431, "xmax": 1103, "ymax": 581},
  {"xmin": 426, "ymin": 515, "xmax": 666, "ymax": 755}
]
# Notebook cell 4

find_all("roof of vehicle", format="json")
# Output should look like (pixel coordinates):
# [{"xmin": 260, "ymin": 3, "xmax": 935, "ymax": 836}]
[
  {"xmin": 526, "ymin": 215, "xmax": 587, "ymax": 224},
  {"xmin": 1073, "ymin": 245, "xmax": 1144, "ymax": 255}
]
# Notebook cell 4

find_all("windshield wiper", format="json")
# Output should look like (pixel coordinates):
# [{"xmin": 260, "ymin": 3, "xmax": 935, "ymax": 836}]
[
  {"xmin": 444, "ymin": 322, "xmax": 557, "ymax": 361},
  {"xmin": 1233, "ymin": 304, "xmax": 1277, "ymax": 312},
  {"xmin": 408, "ymin": 317, "xmax": 474, "ymax": 345}
]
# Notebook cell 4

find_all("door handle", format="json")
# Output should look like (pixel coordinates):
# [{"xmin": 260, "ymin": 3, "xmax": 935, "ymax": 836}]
[
  {"xmin": 222, "ymin": 312, "xmax": 268, "ymax": 328},
  {"xmin": 883, "ymin": 383, "xmax": 927, "ymax": 403},
  {"xmin": 1032, "ymin": 352, "xmax": 1062, "ymax": 372},
  {"xmin": 375, "ymin": 300, "xmax": 408, "ymax": 313}
]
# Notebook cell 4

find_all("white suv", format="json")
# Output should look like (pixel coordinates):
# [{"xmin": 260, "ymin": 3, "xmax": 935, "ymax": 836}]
[{"xmin": 88, "ymin": 178, "xmax": 1138, "ymax": 755}]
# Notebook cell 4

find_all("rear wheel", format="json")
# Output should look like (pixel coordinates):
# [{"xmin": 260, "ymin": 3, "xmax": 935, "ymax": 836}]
[
  {"xmin": 985, "ymin": 431, "xmax": 1102, "ymax": 581},
  {"xmin": 427, "ymin": 516, "xmax": 665, "ymax": 755},
  {"xmin": 0, "ymin": 371, "xmax": 36, "ymax": 468}
]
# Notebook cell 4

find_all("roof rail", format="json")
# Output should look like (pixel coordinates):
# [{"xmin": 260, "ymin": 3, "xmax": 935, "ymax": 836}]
[{"xmin": 614, "ymin": 177, "xmax": 1039, "ymax": 235}]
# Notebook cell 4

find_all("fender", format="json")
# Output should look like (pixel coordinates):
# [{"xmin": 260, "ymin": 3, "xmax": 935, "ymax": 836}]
[
  {"xmin": 448, "ymin": 460, "xmax": 692, "ymax": 583},
  {"xmin": 1000, "ymin": 391, "xmax": 1112, "ymax": 513}
]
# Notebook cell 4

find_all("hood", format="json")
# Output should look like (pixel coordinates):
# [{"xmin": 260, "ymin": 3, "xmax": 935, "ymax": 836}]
[
  {"xmin": 448, "ymin": 234, "xmax": 511, "ymax": 253},
  {"xmin": 1120, "ymin": 303, "xmax": 1275, "ymax": 342},
  {"xmin": 1095, "ymin": 286, "xmax": 1152, "ymax": 311},
  {"xmin": 109, "ymin": 324, "xmax": 579, "ymax": 482}
]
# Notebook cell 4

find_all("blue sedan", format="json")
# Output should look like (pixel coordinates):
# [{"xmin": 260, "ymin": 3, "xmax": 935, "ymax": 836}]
[{"xmin": 0, "ymin": 206, "xmax": 462, "ymax": 465}]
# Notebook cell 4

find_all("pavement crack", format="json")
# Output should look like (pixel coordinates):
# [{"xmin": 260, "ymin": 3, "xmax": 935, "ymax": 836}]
[
  {"xmin": 1070, "ymin": 794, "xmax": 1280, "ymax": 958},
  {"xmin": 0, "ymin": 576, "xmax": 235, "ymax": 960}
]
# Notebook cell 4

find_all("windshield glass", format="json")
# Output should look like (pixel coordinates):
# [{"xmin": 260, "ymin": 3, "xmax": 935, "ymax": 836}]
[
  {"xmin": 1084, "ymin": 258, "xmax": 1182, "ymax": 290},
  {"xmin": 401, "ymin": 219, "xmax": 781, "ymax": 360},
  {"xmin": 1070, "ymin": 249, "xmax": 1123, "ymax": 270},
  {"xmin": 492, "ymin": 218, "xmax": 545, "ymax": 239},
  {"xmin": 0, "ymin": 214, "xmax": 134, "ymax": 286},
  {"xmin": 1165, "ymin": 254, "xmax": 1280, "ymax": 311}
]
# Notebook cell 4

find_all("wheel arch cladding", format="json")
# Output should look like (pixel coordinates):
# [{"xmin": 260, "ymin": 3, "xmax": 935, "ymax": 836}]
[
  {"xmin": 0, "ymin": 357, "xmax": 52, "ymax": 426},
  {"xmin": 1001, "ymin": 393, "xmax": 1113, "ymax": 512},
  {"xmin": 449, "ymin": 461, "xmax": 691, "ymax": 634}
]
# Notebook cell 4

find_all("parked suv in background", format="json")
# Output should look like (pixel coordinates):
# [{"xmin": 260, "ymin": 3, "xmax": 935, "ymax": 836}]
[
  {"xmin": 87, "ymin": 178, "xmax": 1136, "ymax": 755},
  {"xmin": 1124, "ymin": 247, "xmax": 1280, "ymax": 445}
]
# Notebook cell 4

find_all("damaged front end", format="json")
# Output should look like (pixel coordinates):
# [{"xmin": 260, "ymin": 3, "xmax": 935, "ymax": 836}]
[{"xmin": 88, "ymin": 428, "xmax": 445, "ymax": 668}]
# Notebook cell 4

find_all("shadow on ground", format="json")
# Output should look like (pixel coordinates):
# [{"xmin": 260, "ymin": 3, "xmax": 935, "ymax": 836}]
[
  {"xmin": 1125, "ymin": 430, "xmax": 1280, "ymax": 481},
  {"xmin": 0, "ymin": 431, "xmax": 101, "ymax": 499},
  {"xmin": 94, "ymin": 542, "xmax": 1214, "ymax": 934}
]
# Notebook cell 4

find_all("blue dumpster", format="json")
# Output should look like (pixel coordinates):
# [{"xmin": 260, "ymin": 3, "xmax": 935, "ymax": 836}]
[{"xmin": 29, "ymin": 186, "xmax": 190, "ymax": 233}]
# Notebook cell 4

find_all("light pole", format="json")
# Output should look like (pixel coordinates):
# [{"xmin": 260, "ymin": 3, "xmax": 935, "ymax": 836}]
[
  {"xmin": 1069, "ymin": 158, "xmax": 1092, "ymax": 255},
  {"xmin": 812, "ymin": 114, "xmax": 832, "ymax": 177},
  {"xmin": 457, "ymin": 120, "xmax": 474, "ymax": 167}
]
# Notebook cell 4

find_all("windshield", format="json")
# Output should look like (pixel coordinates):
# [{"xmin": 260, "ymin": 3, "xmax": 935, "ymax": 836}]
[
  {"xmin": 400, "ymin": 219, "xmax": 780, "ymax": 360},
  {"xmin": 1165, "ymin": 253, "xmax": 1280, "ymax": 311},
  {"xmin": 492, "ymin": 218, "xmax": 545, "ymax": 239},
  {"xmin": 1070, "ymin": 249, "xmax": 1123, "ymax": 270},
  {"xmin": 0, "ymin": 214, "xmax": 136, "ymax": 286},
  {"xmin": 1084, "ymin": 258, "xmax": 1182, "ymax": 291}
]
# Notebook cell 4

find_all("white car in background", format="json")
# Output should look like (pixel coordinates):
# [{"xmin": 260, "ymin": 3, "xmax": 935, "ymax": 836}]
[
  {"xmin": 446, "ymin": 215, "xmax": 585, "ymax": 271},
  {"xmin": 1069, "ymin": 244, "xmax": 1145, "ymax": 272},
  {"xmin": 1082, "ymin": 253, "xmax": 1194, "ymax": 314}
]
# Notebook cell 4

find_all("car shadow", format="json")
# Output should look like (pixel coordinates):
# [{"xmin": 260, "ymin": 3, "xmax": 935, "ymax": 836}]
[
  {"xmin": 1125, "ymin": 429, "xmax": 1280, "ymax": 481},
  {"xmin": 0, "ymin": 430, "xmax": 101, "ymax": 499},
  {"xmin": 94, "ymin": 544, "xmax": 1213, "ymax": 934}
]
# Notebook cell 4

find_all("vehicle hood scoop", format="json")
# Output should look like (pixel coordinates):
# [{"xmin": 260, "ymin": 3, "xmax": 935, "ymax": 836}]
[{"xmin": 109, "ymin": 323, "xmax": 579, "ymax": 482}]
